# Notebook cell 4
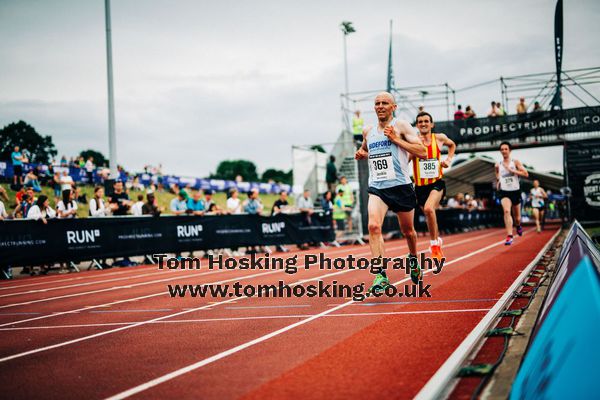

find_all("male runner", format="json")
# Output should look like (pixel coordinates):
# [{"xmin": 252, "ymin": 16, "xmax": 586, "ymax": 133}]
[
  {"xmin": 355, "ymin": 92, "xmax": 428, "ymax": 292},
  {"xmin": 495, "ymin": 142, "xmax": 529, "ymax": 245},
  {"xmin": 411, "ymin": 111, "xmax": 456, "ymax": 260}
]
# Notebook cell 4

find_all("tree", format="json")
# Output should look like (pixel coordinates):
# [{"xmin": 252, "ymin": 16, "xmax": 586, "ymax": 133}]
[
  {"xmin": 262, "ymin": 168, "xmax": 292, "ymax": 185},
  {"xmin": 0, "ymin": 120, "xmax": 57, "ymax": 164},
  {"xmin": 80, "ymin": 149, "xmax": 108, "ymax": 167},
  {"xmin": 310, "ymin": 145, "xmax": 326, "ymax": 153},
  {"xmin": 211, "ymin": 160, "xmax": 258, "ymax": 181}
]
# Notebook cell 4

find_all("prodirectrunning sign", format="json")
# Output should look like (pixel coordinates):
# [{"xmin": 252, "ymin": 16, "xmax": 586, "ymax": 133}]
[
  {"xmin": 0, "ymin": 213, "xmax": 334, "ymax": 266},
  {"xmin": 435, "ymin": 106, "xmax": 600, "ymax": 143}
]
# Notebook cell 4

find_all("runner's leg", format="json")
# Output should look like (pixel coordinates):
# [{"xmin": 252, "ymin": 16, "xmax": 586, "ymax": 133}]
[
  {"xmin": 367, "ymin": 194, "xmax": 389, "ymax": 258},
  {"xmin": 501, "ymin": 197, "xmax": 513, "ymax": 236},
  {"xmin": 397, "ymin": 209, "xmax": 417, "ymax": 256},
  {"xmin": 423, "ymin": 189, "xmax": 444, "ymax": 241}
]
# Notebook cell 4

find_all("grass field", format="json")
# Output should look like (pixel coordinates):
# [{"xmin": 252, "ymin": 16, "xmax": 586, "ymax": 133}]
[{"xmin": 1, "ymin": 183, "xmax": 286, "ymax": 218}]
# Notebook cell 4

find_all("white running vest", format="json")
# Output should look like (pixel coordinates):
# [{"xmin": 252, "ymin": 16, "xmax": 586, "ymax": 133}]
[
  {"xmin": 498, "ymin": 159, "xmax": 520, "ymax": 191},
  {"xmin": 366, "ymin": 119, "xmax": 411, "ymax": 189}
]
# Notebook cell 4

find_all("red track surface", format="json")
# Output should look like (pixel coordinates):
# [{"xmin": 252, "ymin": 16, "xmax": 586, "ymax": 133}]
[{"xmin": 0, "ymin": 227, "xmax": 557, "ymax": 399}]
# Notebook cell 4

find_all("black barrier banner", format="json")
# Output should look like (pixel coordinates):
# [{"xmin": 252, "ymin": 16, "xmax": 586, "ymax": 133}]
[
  {"xmin": 382, "ymin": 208, "xmax": 503, "ymax": 234},
  {"xmin": 435, "ymin": 106, "xmax": 600, "ymax": 144},
  {"xmin": 565, "ymin": 138, "xmax": 600, "ymax": 222},
  {"xmin": 0, "ymin": 213, "xmax": 334, "ymax": 266}
]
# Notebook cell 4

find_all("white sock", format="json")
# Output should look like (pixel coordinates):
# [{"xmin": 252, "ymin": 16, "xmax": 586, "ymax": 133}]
[{"xmin": 430, "ymin": 239, "xmax": 438, "ymax": 246}]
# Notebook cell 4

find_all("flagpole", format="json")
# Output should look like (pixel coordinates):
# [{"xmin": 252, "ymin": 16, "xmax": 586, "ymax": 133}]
[{"xmin": 105, "ymin": 0, "xmax": 118, "ymax": 179}]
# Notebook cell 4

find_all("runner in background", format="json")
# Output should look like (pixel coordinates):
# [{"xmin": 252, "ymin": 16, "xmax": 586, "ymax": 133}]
[
  {"xmin": 530, "ymin": 179, "xmax": 547, "ymax": 233},
  {"xmin": 411, "ymin": 111, "xmax": 456, "ymax": 260},
  {"xmin": 495, "ymin": 142, "xmax": 529, "ymax": 245}
]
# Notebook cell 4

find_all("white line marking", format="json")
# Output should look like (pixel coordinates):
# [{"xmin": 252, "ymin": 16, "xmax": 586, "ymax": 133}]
[
  {"xmin": 0, "ymin": 309, "xmax": 490, "ymax": 331},
  {"xmin": 104, "ymin": 232, "xmax": 518, "ymax": 399}
]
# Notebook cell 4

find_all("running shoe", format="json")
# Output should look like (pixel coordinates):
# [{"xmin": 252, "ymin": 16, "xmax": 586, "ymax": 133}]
[
  {"xmin": 430, "ymin": 244, "xmax": 444, "ymax": 261},
  {"xmin": 505, "ymin": 235, "xmax": 513, "ymax": 246},
  {"xmin": 516, "ymin": 225, "xmax": 523, "ymax": 236},
  {"xmin": 407, "ymin": 254, "xmax": 423, "ymax": 284},
  {"xmin": 368, "ymin": 273, "xmax": 390, "ymax": 294}
]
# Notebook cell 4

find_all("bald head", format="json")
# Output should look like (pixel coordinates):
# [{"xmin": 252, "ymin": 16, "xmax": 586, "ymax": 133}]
[{"xmin": 375, "ymin": 91, "xmax": 396, "ymax": 105}]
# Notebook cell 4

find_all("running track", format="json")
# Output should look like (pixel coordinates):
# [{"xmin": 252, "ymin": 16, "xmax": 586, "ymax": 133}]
[{"xmin": 0, "ymin": 226, "xmax": 558, "ymax": 399}]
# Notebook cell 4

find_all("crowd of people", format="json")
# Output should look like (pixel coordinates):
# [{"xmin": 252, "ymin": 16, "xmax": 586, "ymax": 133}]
[{"xmin": 452, "ymin": 97, "xmax": 544, "ymax": 121}]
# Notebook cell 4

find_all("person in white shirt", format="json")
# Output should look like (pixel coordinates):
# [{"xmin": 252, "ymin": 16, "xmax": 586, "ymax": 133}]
[
  {"xmin": 0, "ymin": 199, "xmax": 8, "ymax": 220},
  {"xmin": 27, "ymin": 195, "xmax": 56, "ymax": 224},
  {"xmin": 89, "ymin": 186, "xmax": 109, "ymax": 217},
  {"xmin": 226, "ymin": 188, "xmax": 242, "ymax": 214},
  {"xmin": 57, "ymin": 189, "xmax": 78, "ymax": 218},
  {"xmin": 60, "ymin": 170, "xmax": 74, "ymax": 191},
  {"xmin": 84, "ymin": 157, "xmax": 95, "ymax": 185},
  {"xmin": 131, "ymin": 194, "xmax": 144, "ymax": 216}
]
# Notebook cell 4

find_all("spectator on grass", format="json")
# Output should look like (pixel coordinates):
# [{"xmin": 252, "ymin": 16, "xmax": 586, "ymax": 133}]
[
  {"xmin": 11, "ymin": 146, "xmax": 25, "ymax": 187},
  {"xmin": 74, "ymin": 186, "xmax": 87, "ymax": 204},
  {"xmin": 51, "ymin": 172, "xmax": 62, "ymax": 199},
  {"xmin": 89, "ymin": 186, "xmax": 109, "ymax": 217},
  {"xmin": 464, "ymin": 105, "xmax": 476, "ymax": 119},
  {"xmin": 24, "ymin": 187, "xmax": 37, "ymax": 204},
  {"xmin": 203, "ymin": 189, "xmax": 217, "ymax": 212},
  {"xmin": 272, "ymin": 190, "xmax": 290, "ymax": 215},
  {"xmin": 0, "ymin": 198, "xmax": 8, "ymax": 220},
  {"xmin": 84, "ymin": 157, "xmax": 95, "ymax": 184},
  {"xmin": 57, "ymin": 189, "xmax": 78, "ymax": 218},
  {"xmin": 13, "ymin": 194, "xmax": 33, "ymax": 219},
  {"xmin": 454, "ymin": 105, "xmax": 465, "ymax": 120},
  {"xmin": 28, "ymin": 195, "xmax": 56, "ymax": 224},
  {"xmin": 0, "ymin": 185, "xmax": 9, "ymax": 203},
  {"xmin": 15, "ymin": 186, "xmax": 26, "ymax": 204},
  {"xmin": 142, "ymin": 192, "xmax": 163, "ymax": 217},
  {"xmin": 226, "ymin": 188, "xmax": 242, "ymax": 214},
  {"xmin": 24, "ymin": 169, "xmax": 42, "ymax": 192},
  {"xmin": 108, "ymin": 180, "xmax": 132, "ymax": 216},
  {"xmin": 187, "ymin": 190, "xmax": 206, "ymax": 216},
  {"xmin": 243, "ymin": 188, "xmax": 263, "ymax": 215},
  {"xmin": 131, "ymin": 194, "xmax": 145, "ymax": 216},
  {"xmin": 516, "ymin": 97, "xmax": 527, "ymax": 115},
  {"xmin": 60, "ymin": 170, "xmax": 74, "ymax": 191},
  {"xmin": 170, "ymin": 190, "xmax": 188, "ymax": 215}
]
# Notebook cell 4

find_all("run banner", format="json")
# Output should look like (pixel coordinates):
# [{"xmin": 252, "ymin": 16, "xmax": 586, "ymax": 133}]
[{"xmin": 0, "ymin": 213, "xmax": 334, "ymax": 266}]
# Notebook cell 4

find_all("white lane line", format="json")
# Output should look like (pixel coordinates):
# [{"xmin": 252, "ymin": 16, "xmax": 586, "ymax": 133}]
[
  {"xmin": 0, "ymin": 309, "xmax": 491, "ymax": 331},
  {"xmin": 104, "ymin": 233, "xmax": 518, "ymax": 400},
  {"xmin": 225, "ymin": 305, "xmax": 310, "ymax": 309},
  {"xmin": 0, "ymin": 228, "xmax": 499, "ymax": 328}
]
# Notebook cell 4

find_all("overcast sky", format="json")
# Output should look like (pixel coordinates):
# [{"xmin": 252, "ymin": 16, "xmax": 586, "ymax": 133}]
[{"xmin": 1, "ymin": 0, "xmax": 599, "ymax": 177}]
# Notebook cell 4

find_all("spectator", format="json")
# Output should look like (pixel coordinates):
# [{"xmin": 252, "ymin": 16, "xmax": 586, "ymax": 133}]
[
  {"xmin": 11, "ymin": 145, "xmax": 25, "ymax": 187},
  {"xmin": 447, "ymin": 193, "xmax": 465, "ymax": 209},
  {"xmin": 131, "ymin": 194, "xmax": 145, "ymax": 216},
  {"xmin": 320, "ymin": 190, "xmax": 333, "ymax": 213},
  {"xmin": 0, "ymin": 185, "xmax": 9, "ymax": 203},
  {"xmin": 516, "ymin": 97, "xmax": 527, "ymax": 114},
  {"xmin": 130, "ymin": 176, "xmax": 144, "ymax": 191},
  {"xmin": 52, "ymin": 172, "xmax": 62, "ymax": 199},
  {"xmin": 78, "ymin": 156, "xmax": 85, "ymax": 169},
  {"xmin": 533, "ymin": 101, "xmax": 543, "ymax": 112},
  {"xmin": 73, "ymin": 186, "xmax": 87, "ymax": 204},
  {"xmin": 15, "ymin": 186, "xmax": 26, "ymax": 204},
  {"xmin": 108, "ymin": 180, "xmax": 132, "ymax": 216},
  {"xmin": 89, "ymin": 186, "xmax": 109, "ymax": 217},
  {"xmin": 27, "ymin": 195, "xmax": 56, "ymax": 224},
  {"xmin": 326, "ymin": 156, "xmax": 338, "ymax": 192},
  {"xmin": 84, "ymin": 157, "xmax": 95, "ymax": 184},
  {"xmin": 187, "ymin": 190, "xmax": 206, "ymax": 216},
  {"xmin": 297, "ymin": 189, "xmax": 314, "ymax": 250},
  {"xmin": 464, "ymin": 105, "xmax": 476, "ymax": 119},
  {"xmin": 142, "ymin": 192, "xmax": 163, "ymax": 217},
  {"xmin": 418, "ymin": 105, "xmax": 425, "ymax": 113},
  {"xmin": 0, "ymin": 198, "xmax": 8, "ymax": 220},
  {"xmin": 226, "ymin": 188, "xmax": 242, "ymax": 214},
  {"xmin": 24, "ymin": 169, "xmax": 42, "ymax": 192},
  {"xmin": 170, "ymin": 190, "xmax": 188, "ymax": 215},
  {"xmin": 60, "ymin": 155, "xmax": 68, "ymax": 166},
  {"xmin": 13, "ymin": 193, "xmax": 33, "ymax": 218},
  {"xmin": 204, "ymin": 189, "xmax": 218, "ymax": 212},
  {"xmin": 487, "ymin": 101, "xmax": 499, "ymax": 117},
  {"xmin": 60, "ymin": 170, "xmax": 74, "ymax": 192},
  {"xmin": 352, "ymin": 110, "xmax": 364, "ymax": 140},
  {"xmin": 57, "ymin": 189, "xmax": 78, "ymax": 219},
  {"xmin": 333, "ymin": 189, "xmax": 350, "ymax": 236},
  {"xmin": 24, "ymin": 187, "xmax": 37, "ymax": 204},
  {"xmin": 465, "ymin": 194, "xmax": 478, "ymax": 211},
  {"xmin": 272, "ymin": 190, "xmax": 290, "ymax": 215},
  {"xmin": 454, "ymin": 104, "xmax": 465, "ymax": 120},
  {"xmin": 335, "ymin": 176, "xmax": 354, "ymax": 232},
  {"xmin": 243, "ymin": 188, "xmax": 264, "ymax": 215},
  {"xmin": 497, "ymin": 102, "xmax": 506, "ymax": 116}
]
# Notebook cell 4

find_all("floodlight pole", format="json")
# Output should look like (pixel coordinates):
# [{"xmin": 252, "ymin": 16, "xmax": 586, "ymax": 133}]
[
  {"xmin": 105, "ymin": 0, "xmax": 118, "ymax": 179},
  {"xmin": 342, "ymin": 33, "xmax": 349, "ymax": 111}
]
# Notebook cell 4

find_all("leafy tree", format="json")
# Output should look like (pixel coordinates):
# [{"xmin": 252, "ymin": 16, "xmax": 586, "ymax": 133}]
[
  {"xmin": 80, "ymin": 149, "xmax": 108, "ymax": 167},
  {"xmin": 310, "ymin": 145, "xmax": 326, "ymax": 153},
  {"xmin": 0, "ymin": 120, "xmax": 57, "ymax": 164},
  {"xmin": 211, "ymin": 160, "xmax": 258, "ymax": 181},
  {"xmin": 261, "ymin": 168, "xmax": 292, "ymax": 184}
]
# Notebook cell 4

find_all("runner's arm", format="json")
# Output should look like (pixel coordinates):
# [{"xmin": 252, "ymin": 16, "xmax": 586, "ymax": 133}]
[
  {"xmin": 386, "ymin": 121, "xmax": 427, "ymax": 159},
  {"xmin": 494, "ymin": 163, "xmax": 500, "ymax": 190},
  {"xmin": 512, "ymin": 159, "xmax": 529, "ymax": 178},
  {"xmin": 435, "ymin": 133, "xmax": 456, "ymax": 168},
  {"xmin": 355, "ymin": 127, "xmax": 370, "ymax": 160}
]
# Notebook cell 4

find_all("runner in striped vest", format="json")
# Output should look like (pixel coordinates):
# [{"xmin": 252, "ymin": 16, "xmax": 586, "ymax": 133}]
[{"xmin": 412, "ymin": 111, "xmax": 456, "ymax": 261}]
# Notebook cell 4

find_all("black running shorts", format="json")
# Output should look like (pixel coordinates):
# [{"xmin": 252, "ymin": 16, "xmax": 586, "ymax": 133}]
[
  {"xmin": 499, "ymin": 190, "xmax": 522, "ymax": 205},
  {"xmin": 368, "ymin": 184, "xmax": 417, "ymax": 213},
  {"xmin": 415, "ymin": 180, "xmax": 446, "ymax": 208}
]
